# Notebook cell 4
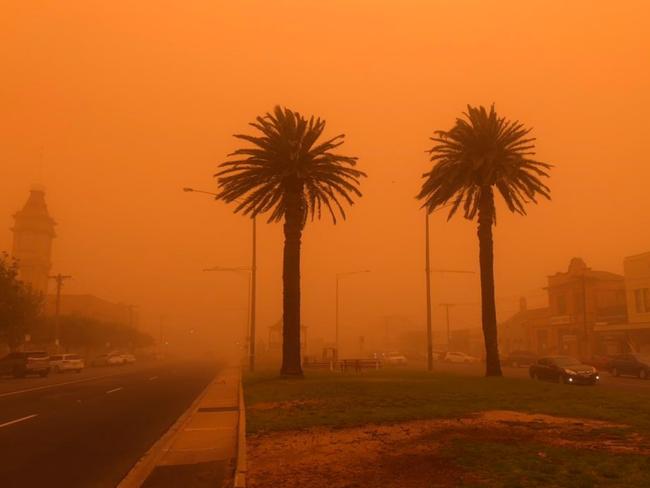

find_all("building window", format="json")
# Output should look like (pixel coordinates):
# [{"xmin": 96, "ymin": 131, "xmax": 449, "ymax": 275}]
[{"xmin": 635, "ymin": 288, "xmax": 650, "ymax": 313}]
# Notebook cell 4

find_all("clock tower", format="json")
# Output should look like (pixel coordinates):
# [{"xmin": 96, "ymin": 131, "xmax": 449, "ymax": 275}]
[{"xmin": 11, "ymin": 185, "xmax": 57, "ymax": 295}]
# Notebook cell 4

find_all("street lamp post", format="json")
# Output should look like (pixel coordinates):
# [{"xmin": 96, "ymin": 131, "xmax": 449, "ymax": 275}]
[
  {"xmin": 335, "ymin": 270, "xmax": 370, "ymax": 359},
  {"xmin": 204, "ymin": 266, "xmax": 252, "ymax": 365},
  {"xmin": 184, "ymin": 187, "xmax": 257, "ymax": 372},
  {"xmin": 424, "ymin": 201, "xmax": 474, "ymax": 370}
]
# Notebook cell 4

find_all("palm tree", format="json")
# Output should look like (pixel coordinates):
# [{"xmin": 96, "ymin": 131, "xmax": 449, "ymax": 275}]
[
  {"xmin": 215, "ymin": 106, "xmax": 365, "ymax": 376},
  {"xmin": 417, "ymin": 105, "xmax": 551, "ymax": 376}
]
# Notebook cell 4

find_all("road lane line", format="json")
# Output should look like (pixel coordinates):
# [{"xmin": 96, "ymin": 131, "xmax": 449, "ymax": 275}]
[
  {"xmin": 106, "ymin": 387, "xmax": 123, "ymax": 394},
  {"xmin": 148, "ymin": 376, "xmax": 158, "ymax": 381},
  {"xmin": 0, "ymin": 414, "xmax": 38, "ymax": 429},
  {"xmin": 0, "ymin": 367, "xmax": 168, "ymax": 398}
]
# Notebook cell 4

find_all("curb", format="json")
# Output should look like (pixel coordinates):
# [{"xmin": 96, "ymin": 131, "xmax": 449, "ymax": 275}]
[
  {"xmin": 118, "ymin": 375, "xmax": 215, "ymax": 488},
  {"xmin": 234, "ymin": 377, "xmax": 247, "ymax": 488}
]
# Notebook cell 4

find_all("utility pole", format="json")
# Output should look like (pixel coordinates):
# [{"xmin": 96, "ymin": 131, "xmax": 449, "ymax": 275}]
[
  {"xmin": 250, "ymin": 217, "xmax": 257, "ymax": 372},
  {"xmin": 439, "ymin": 303, "xmax": 454, "ymax": 346},
  {"xmin": 582, "ymin": 273, "xmax": 589, "ymax": 359},
  {"xmin": 127, "ymin": 304, "xmax": 138, "ymax": 328},
  {"xmin": 424, "ymin": 212, "xmax": 433, "ymax": 371},
  {"xmin": 159, "ymin": 315, "xmax": 165, "ymax": 359},
  {"xmin": 335, "ymin": 270, "xmax": 370, "ymax": 359},
  {"xmin": 49, "ymin": 273, "xmax": 72, "ymax": 351}
]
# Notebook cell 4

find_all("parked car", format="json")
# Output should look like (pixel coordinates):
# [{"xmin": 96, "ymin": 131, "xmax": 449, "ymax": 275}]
[
  {"xmin": 49, "ymin": 354, "xmax": 85, "ymax": 373},
  {"xmin": 503, "ymin": 350, "xmax": 537, "ymax": 368},
  {"xmin": 529, "ymin": 356, "xmax": 599, "ymax": 385},
  {"xmin": 91, "ymin": 352, "xmax": 125, "ymax": 367},
  {"xmin": 444, "ymin": 351, "xmax": 479, "ymax": 364},
  {"xmin": 382, "ymin": 352, "xmax": 408, "ymax": 365},
  {"xmin": 0, "ymin": 351, "xmax": 50, "ymax": 378},
  {"xmin": 610, "ymin": 353, "xmax": 650, "ymax": 379}
]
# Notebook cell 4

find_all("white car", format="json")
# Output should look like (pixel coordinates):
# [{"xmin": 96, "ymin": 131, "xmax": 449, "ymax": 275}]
[
  {"xmin": 91, "ymin": 352, "xmax": 125, "ymax": 366},
  {"xmin": 444, "ymin": 351, "xmax": 479, "ymax": 364},
  {"xmin": 50, "ymin": 354, "xmax": 85, "ymax": 373},
  {"xmin": 383, "ymin": 352, "xmax": 408, "ymax": 365},
  {"xmin": 120, "ymin": 352, "xmax": 136, "ymax": 364}
]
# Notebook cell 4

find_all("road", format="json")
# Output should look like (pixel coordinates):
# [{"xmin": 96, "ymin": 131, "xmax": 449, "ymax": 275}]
[
  {"xmin": 432, "ymin": 361, "xmax": 650, "ymax": 391},
  {"xmin": 0, "ymin": 360, "xmax": 219, "ymax": 488}
]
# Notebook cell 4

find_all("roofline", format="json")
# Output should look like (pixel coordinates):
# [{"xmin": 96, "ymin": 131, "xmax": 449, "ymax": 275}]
[{"xmin": 625, "ymin": 252, "xmax": 650, "ymax": 261}]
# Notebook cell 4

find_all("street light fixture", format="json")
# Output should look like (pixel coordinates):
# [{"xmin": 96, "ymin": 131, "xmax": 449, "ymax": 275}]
[
  {"xmin": 185, "ymin": 187, "xmax": 258, "ymax": 372},
  {"xmin": 335, "ymin": 269, "xmax": 370, "ymax": 358}
]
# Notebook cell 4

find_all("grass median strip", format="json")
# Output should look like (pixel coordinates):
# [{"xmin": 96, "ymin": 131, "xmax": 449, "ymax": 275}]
[{"xmin": 244, "ymin": 369, "xmax": 650, "ymax": 487}]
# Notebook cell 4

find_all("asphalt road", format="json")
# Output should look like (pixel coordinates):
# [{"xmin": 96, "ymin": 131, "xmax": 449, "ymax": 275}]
[
  {"xmin": 0, "ymin": 360, "xmax": 219, "ymax": 488},
  {"xmin": 432, "ymin": 361, "xmax": 650, "ymax": 391}
]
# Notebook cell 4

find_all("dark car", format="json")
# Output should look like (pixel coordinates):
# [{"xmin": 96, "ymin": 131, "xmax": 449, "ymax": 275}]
[
  {"xmin": 610, "ymin": 353, "xmax": 650, "ymax": 379},
  {"xmin": 504, "ymin": 350, "xmax": 537, "ymax": 368},
  {"xmin": 529, "ymin": 356, "xmax": 599, "ymax": 385},
  {"xmin": 0, "ymin": 351, "xmax": 51, "ymax": 378}
]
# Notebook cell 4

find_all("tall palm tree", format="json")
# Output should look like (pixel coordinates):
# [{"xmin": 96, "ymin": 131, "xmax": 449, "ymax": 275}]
[
  {"xmin": 417, "ymin": 105, "xmax": 551, "ymax": 376},
  {"xmin": 215, "ymin": 106, "xmax": 365, "ymax": 376}
]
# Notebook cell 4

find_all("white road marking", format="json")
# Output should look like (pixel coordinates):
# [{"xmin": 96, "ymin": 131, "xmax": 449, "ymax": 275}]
[
  {"xmin": 0, "ymin": 371, "xmax": 138, "ymax": 398},
  {"xmin": 106, "ymin": 387, "xmax": 123, "ymax": 394},
  {"xmin": 148, "ymin": 376, "xmax": 158, "ymax": 381},
  {"xmin": 0, "ymin": 414, "xmax": 38, "ymax": 429}
]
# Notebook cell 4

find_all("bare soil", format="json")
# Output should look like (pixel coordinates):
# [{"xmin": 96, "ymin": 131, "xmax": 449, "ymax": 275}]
[{"xmin": 247, "ymin": 410, "xmax": 648, "ymax": 488}]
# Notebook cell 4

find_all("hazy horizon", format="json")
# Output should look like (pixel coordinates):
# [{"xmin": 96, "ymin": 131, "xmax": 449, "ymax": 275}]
[{"xmin": 2, "ymin": 1, "xmax": 648, "ymax": 353}]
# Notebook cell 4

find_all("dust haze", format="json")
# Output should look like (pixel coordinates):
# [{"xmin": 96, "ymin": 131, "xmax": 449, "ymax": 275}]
[{"xmin": 2, "ymin": 0, "xmax": 648, "ymax": 358}]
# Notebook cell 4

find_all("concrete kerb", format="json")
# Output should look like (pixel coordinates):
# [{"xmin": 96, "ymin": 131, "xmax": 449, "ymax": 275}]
[{"xmin": 118, "ymin": 365, "xmax": 244, "ymax": 488}]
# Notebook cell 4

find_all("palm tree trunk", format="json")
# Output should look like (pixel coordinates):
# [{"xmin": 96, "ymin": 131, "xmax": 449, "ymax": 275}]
[
  {"xmin": 477, "ymin": 187, "xmax": 502, "ymax": 377},
  {"xmin": 280, "ymin": 183, "xmax": 304, "ymax": 376}
]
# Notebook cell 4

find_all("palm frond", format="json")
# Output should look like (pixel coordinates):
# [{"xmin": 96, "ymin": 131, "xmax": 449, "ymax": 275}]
[
  {"xmin": 215, "ymin": 106, "xmax": 365, "ymax": 225},
  {"xmin": 417, "ymin": 104, "xmax": 552, "ymax": 223}
]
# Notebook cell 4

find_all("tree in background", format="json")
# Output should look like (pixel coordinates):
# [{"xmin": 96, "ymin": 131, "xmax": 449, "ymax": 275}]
[
  {"xmin": 417, "ymin": 105, "xmax": 551, "ymax": 376},
  {"xmin": 0, "ymin": 252, "xmax": 42, "ymax": 350},
  {"xmin": 215, "ymin": 106, "xmax": 365, "ymax": 376},
  {"xmin": 31, "ymin": 315, "xmax": 154, "ymax": 353}
]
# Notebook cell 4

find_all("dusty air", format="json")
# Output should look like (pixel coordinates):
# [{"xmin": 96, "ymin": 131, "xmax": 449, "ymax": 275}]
[{"xmin": 1, "ymin": 2, "xmax": 649, "ymax": 487}]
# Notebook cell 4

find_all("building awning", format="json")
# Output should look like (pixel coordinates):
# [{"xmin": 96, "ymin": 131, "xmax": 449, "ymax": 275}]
[{"xmin": 593, "ymin": 322, "xmax": 650, "ymax": 332}]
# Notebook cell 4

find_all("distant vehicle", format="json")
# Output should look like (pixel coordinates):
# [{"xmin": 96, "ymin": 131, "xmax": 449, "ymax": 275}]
[
  {"xmin": 432, "ymin": 350, "xmax": 446, "ymax": 361},
  {"xmin": 444, "ymin": 351, "xmax": 479, "ymax": 364},
  {"xmin": 49, "ymin": 354, "xmax": 85, "ymax": 373},
  {"xmin": 529, "ymin": 356, "xmax": 599, "ymax": 385},
  {"xmin": 383, "ymin": 352, "xmax": 408, "ymax": 365},
  {"xmin": 503, "ymin": 351, "xmax": 537, "ymax": 368},
  {"xmin": 91, "ymin": 352, "xmax": 124, "ymax": 367},
  {"xmin": 610, "ymin": 354, "xmax": 650, "ymax": 379},
  {"xmin": 120, "ymin": 352, "xmax": 136, "ymax": 364},
  {"xmin": 0, "ymin": 351, "xmax": 50, "ymax": 378}
]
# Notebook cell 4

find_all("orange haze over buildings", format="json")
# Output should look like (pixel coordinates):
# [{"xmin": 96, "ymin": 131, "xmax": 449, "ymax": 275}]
[{"xmin": 1, "ymin": 1, "xmax": 649, "ymax": 352}]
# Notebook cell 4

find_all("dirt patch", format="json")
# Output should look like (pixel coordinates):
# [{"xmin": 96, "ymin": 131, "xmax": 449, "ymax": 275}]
[{"xmin": 247, "ymin": 410, "xmax": 648, "ymax": 488}]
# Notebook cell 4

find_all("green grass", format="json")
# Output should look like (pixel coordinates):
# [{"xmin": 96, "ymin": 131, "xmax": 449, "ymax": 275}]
[
  {"xmin": 452, "ymin": 441, "xmax": 650, "ymax": 488},
  {"xmin": 244, "ymin": 368, "xmax": 650, "ymax": 434},
  {"xmin": 245, "ymin": 369, "xmax": 650, "ymax": 486}
]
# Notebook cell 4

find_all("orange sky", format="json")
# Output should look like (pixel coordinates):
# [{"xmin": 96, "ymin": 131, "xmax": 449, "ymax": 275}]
[{"xmin": 1, "ymin": 1, "xmax": 649, "ymax": 351}]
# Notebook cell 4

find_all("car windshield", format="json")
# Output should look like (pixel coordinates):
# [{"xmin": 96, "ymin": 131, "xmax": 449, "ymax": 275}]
[
  {"xmin": 633, "ymin": 355, "xmax": 650, "ymax": 364},
  {"xmin": 552, "ymin": 357, "xmax": 581, "ymax": 367}
]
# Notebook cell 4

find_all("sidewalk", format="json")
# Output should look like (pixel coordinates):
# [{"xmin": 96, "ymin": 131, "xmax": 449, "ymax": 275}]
[{"xmin": 120, "ymin": 365, "xmax": 244, "ymax": 488}]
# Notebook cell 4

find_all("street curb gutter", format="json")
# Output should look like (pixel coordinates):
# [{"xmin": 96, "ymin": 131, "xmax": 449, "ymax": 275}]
[
  {"xmin": 234, "ymin": 377, "xmax": 247, "ymax": 488},
  {"xmin": 118, "ymin": 375, "xmax": 214, "ymax": 488}
]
